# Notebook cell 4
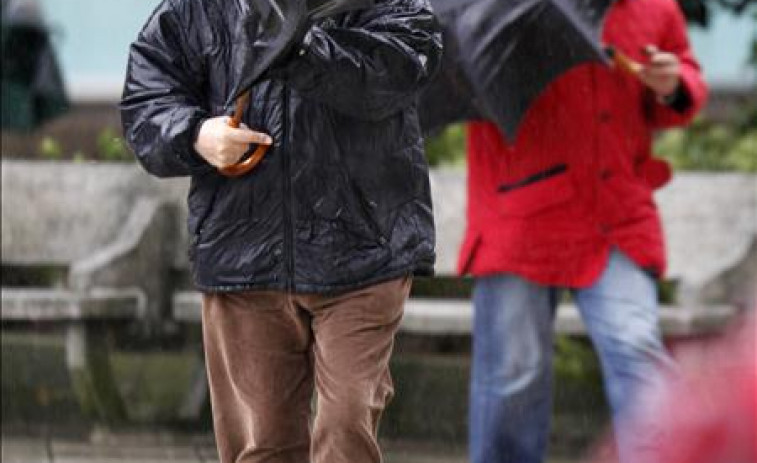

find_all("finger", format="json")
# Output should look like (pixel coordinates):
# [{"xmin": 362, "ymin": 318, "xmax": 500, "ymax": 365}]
[
  {"xmin": 216, "ymin": 148, "xmax": 247, "ymax": 167},
  {"xmin": 648, "ymin": 54, "xmax": 678, "ymax": 67},
  {"xmin": 643, "ymin": 66, "xmax": 679, "ymax": 80},
  {"xmin": 638, "ymin": 68, "xmax": 665, "ymax": 86},
  {"xmin": 227, "ymin": 127, "xmax": 273, "ymax": 145}
]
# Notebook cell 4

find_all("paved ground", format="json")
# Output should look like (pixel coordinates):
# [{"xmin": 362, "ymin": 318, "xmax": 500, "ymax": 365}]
[{"xmin": 1, "ymin": 431, "xmax": 582, "ymax": 463}]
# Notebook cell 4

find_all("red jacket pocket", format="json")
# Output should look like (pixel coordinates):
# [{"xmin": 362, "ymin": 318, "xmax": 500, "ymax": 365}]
[{"xmin": 496, "ymin": 165, "xmax": 575, "ymax": 217}]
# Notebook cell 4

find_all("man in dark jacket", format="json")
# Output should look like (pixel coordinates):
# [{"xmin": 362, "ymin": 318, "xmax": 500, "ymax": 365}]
[{"xmin": 120, "ymin": 1, "xmax": 441, "ymax": 461}]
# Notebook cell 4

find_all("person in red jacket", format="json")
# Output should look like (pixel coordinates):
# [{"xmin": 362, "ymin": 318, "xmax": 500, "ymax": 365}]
[{"xmin": 460, "ymin": 0, "xmax": 708, "ymax": 462}]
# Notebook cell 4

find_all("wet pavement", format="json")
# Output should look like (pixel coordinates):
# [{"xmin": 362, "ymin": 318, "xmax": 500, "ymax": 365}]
[{"xmin": 1, "ymin": 431, "xmax": 582, "ymax": 463}]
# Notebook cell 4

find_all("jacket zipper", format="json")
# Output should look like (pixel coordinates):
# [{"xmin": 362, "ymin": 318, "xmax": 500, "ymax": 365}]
[{"xmin": 282, "ymin": 85, "xmax": 295, "ymax": 291}]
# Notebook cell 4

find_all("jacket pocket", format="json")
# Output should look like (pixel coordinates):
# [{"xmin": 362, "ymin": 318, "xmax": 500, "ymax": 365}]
[
  {"xmin": 347, "ymin": 145, "xmax": 419, "ymax": 243},
  {"xmin": 187, "ymin": 175, "xmax": 222, "ymax": 245},
  {"xmin": 496, "ymin": 164, "xmax": 574, "ymax": 217}
]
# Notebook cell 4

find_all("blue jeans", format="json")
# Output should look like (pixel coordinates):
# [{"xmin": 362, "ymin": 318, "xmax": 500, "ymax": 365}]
[{"xmin": 469, "ymin": 249, "xmax": 674, "ymax": 463}]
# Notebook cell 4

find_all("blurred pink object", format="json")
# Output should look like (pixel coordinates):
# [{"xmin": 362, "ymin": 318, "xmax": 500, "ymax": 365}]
[{"xmin": 588, "ymin": 310, "xmax": 756, "ymax": 463}]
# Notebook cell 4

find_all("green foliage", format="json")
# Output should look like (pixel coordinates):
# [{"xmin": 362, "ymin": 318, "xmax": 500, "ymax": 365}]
[
  {"xmin": 655, "ymin": 117, "xmax": 757, "ymax": 172},
  {"xmin": 552, "ymin": 335, "xmax": 608, "ymax": 421},
  {"xmin": 553, "ymin": 336, "xmax": 603, "ymax": 383},
  {"xmin": 96, "ymin": 127, "xmax": 131, "ymax": 162},
  {"xmin": 32, "ymin": 128, "xmax": 131, "ymax": 162},
  {"xmin": 37, "ymin": 136, "xmax": 63, "ymax": 159},
  {"xmin": 658, "ymin": 278, "xmax": 679, "ymax": 305},
  {"xmin": 424, "ymin": 124, "xmax": 466, "ymax": 167}
]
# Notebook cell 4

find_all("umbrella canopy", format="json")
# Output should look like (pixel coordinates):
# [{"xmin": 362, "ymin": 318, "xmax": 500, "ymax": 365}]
[
  {"xmin": 227, "ymin": 0, "xmax": 374, "ymax": 108},
  {"xmin": 226, "ymin": 0, "xmax": 308, "ymax": 110},
  {"xmin": 420, "ymin": 0, "xmax": 614, "ymax": 140},
  {"xmin": 417, "ymin": 28, "xmax": 483, "ymax": 135}
]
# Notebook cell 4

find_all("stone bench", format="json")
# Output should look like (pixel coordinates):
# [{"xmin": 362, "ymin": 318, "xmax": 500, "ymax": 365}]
[
  {"xmin": 0, "ymin": 161, "xmax": 177, "ymax": 422},
  {"xmin": 4, "ymin": 160, "xmax": 753, "ymax": 425},
  {"xmin": 169, "ymin": 169, "xmax": 755, "ymax": 419},
  {"xmin": 172, "ymin": 170, "xmax": 755, "ymax": 336}
]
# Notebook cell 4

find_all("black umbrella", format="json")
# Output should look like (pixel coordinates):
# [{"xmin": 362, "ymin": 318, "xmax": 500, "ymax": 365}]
[
  {"xmin": 220, "ymin": 0, "xmax": 373, "ymax": 176},
  {"xmin": 420, "ymin": 0, "xmax": 615, "ymax": 140},
  {"xmin": 417, "ymin": 28, "xmax": 483, "ymax": 135},
  {"xmin": 228, "ymin": 0, "xmax": 375, "ymax": 112}
]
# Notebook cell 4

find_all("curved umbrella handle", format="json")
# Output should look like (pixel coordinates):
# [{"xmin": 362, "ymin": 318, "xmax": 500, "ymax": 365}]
[
  {"xmin": 219, "ymin": 90, "xmax": 271, "ymax": 178},
  {"xmin": 218, "ymin": 144, "xmax": 270, "ymax": 177}
]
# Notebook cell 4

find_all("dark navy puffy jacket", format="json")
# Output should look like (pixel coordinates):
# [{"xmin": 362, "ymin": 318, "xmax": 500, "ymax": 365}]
[{"xmin": 121, "ymin": 0, "xmax": 442, "ymax": 293}]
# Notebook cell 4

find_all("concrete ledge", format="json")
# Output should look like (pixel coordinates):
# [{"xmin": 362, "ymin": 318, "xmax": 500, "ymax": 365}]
[
  {"xmin": 172, "ymin": 291, "xmax": 736, "ymax": 336},
  {"xmin": 1, "ymin": 287, "xmax": 144, "ymax": 322},
  {"xmin": 173, "ymin": 291, "xmax": 204, "ymax": 324},
  {"xmin": 395, "ymin": 300, "xmax": 737, "ymax": 336}
]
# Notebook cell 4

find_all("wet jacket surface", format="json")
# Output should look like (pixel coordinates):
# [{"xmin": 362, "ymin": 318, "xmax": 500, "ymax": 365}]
[
  {"xmin": 121, "ymin": 0, "xmax": 442, "ymax": 293},
  {"xmin": 460, "ymin": 0, "xmax": 707, "ymax": 287}
]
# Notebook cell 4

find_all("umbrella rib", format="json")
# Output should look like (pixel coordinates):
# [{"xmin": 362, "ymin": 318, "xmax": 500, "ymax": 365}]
[{"xmin": 266, "ymin": 0, "xmax": 286, "ymax": 22}]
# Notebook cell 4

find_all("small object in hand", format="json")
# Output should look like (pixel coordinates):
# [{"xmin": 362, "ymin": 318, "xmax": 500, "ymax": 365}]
[
  {"xmin": 219, "ymin": 90, "xmax": 272, "ymax": 178},
  {"xmin": 605, "ymin": 46, "xmax": 643, "ymax": 77}
]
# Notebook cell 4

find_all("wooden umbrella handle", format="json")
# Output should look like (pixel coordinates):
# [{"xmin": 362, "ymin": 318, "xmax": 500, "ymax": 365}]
[
  {"xmin": 219, "ymin": 90, "xmax": 271, "ymax": 178},
  {"xmin": 606, "ymin": 46, "xmax": 643, "ymax": 77}
]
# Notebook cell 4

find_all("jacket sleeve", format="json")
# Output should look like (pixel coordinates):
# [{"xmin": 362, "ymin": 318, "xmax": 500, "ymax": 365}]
[
  {"xmin": 273, "ymin": 0, "xmax": 443, "ymax": 120},
  {"xmin": 647, "ymin": 0, "xmax": 707, "ymax": 129},
  {"xmin": 120, "ymin": 0, "xmax": 212, "ymax": 178}
]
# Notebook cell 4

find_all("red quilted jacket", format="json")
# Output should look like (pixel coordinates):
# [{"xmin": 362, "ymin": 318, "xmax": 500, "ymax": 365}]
[{"xmin": 458, "ymin": 0, "xmax": 707, "ymax": 287}]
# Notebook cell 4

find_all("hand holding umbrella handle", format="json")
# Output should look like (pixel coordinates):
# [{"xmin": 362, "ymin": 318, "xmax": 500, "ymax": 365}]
[{"xmin": 219, "ymin": 90, "xmax": 271, "ymax": 178}]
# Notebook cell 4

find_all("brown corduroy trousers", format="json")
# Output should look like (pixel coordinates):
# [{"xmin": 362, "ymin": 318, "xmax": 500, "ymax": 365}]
[{"xmin": 201, "ymin": 277, "xmax": 411, "ymax": 463}]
